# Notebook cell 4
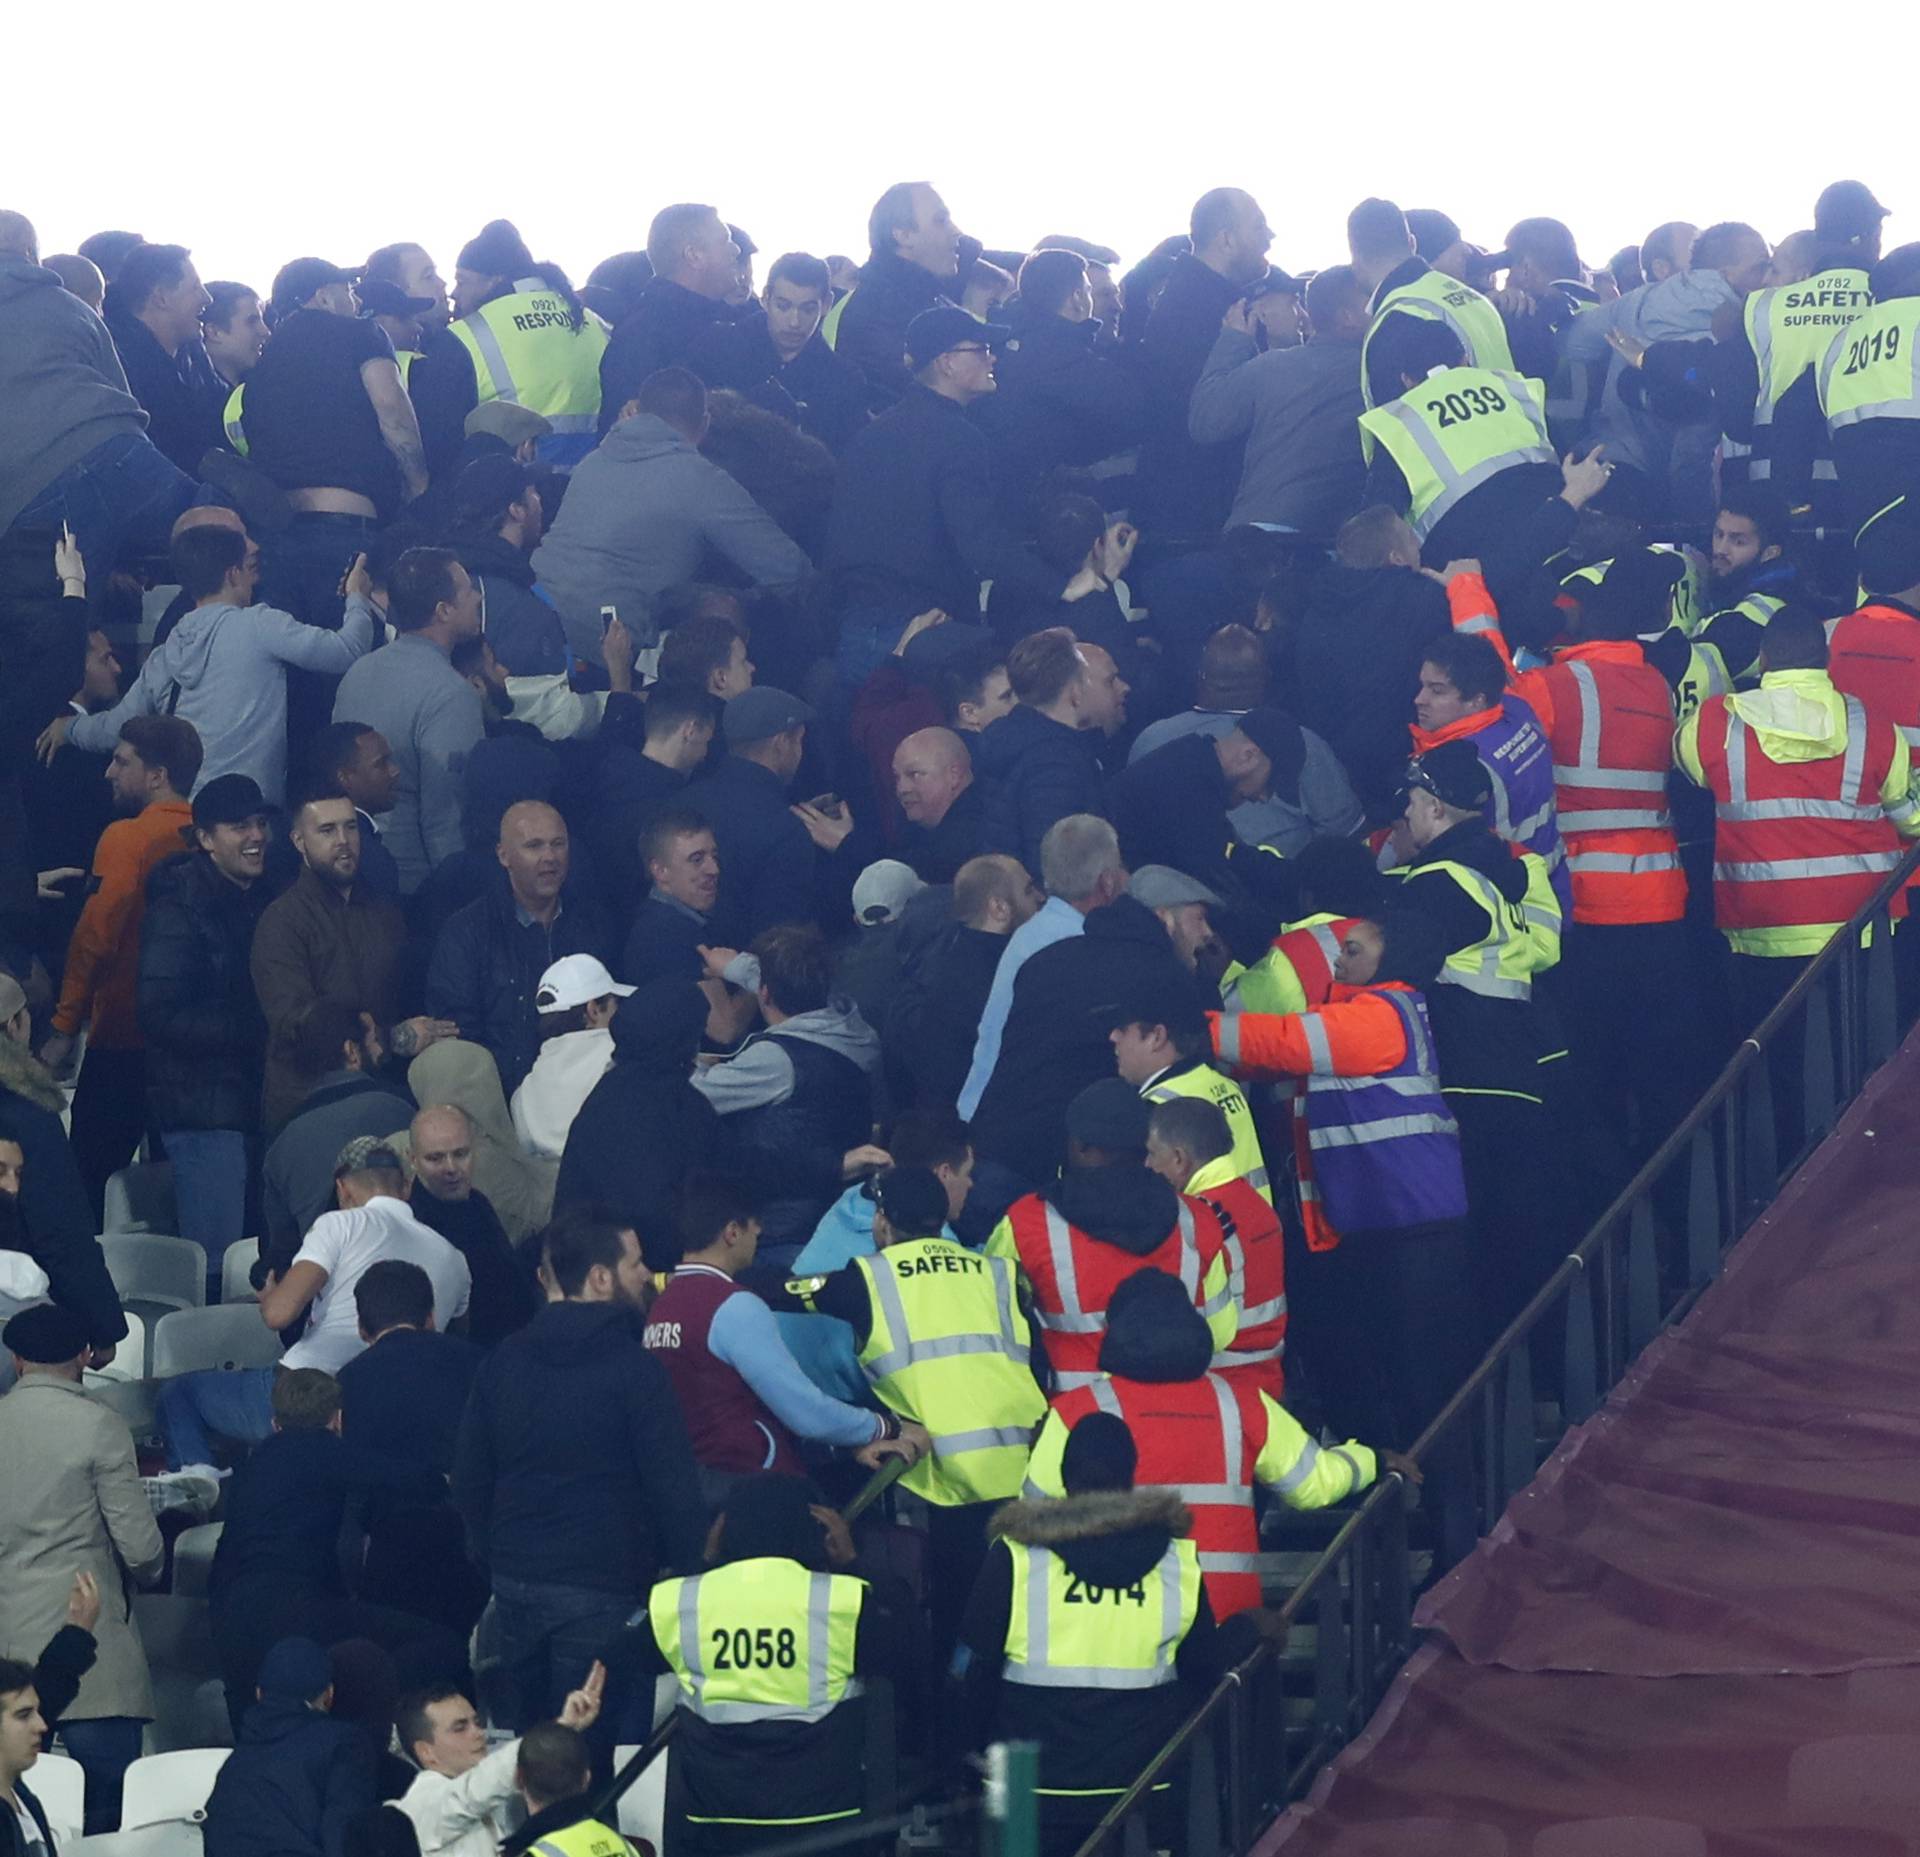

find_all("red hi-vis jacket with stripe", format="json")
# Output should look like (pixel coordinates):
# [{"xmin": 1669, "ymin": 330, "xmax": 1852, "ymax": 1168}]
[
  {"xmin": 1185, "ymin": 1160, "xmax": 1286, "ymax": 1400},
  {"xmin": 1828, "ymin": 598, "xmax": 1920, "ymax": 752},
  {"xmin": 1677, "ymin": 671, "xmax": 1920, "ymax": 956},
  {"xmin": 1024, "ymin": 1373, "xmax": 1375, "ymax": 1619},
  {"xmin": 1448, "ymin": 570, "xmax": 1686, "ymax": 926},
  {"xmin": 986, "ymin": 1191, "xmax": 1237, "ymax": 1392}
]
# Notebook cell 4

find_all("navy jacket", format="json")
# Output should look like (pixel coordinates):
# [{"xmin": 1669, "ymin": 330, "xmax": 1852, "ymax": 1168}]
[
  {"xmin": 452, "ymin": 1298, "xmax": 709, "ymax": 1595},
  {"xmin": 1133, "ymin": 252, "xmax": 1243, "ymax": 536},
  {"xmin": 424, "ymin": 876, "xmax": 611, "ymax": 1097},
  {"xmin": 337, "ymin": 1327, "xmax": 483, "ymax": 1477},
  {"xmin": 683, "ymin": 753, "xmax": 825, "ymax": 940},
  {"xmin": 974, "ymin": 705, "xmax": 1107, "ymax": 878},
  {"xmin": 202, "ymin": 1698, "xmax": 377, "ymax": 1857}
]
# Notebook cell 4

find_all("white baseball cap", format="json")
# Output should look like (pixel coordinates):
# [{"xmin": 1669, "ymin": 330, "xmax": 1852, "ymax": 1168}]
[
  {"xmin": 535, "ymin": 954, "xmax": 636, "ymax": 1012},
  {"xmin": 852, "ymin": 859, "xmax": 927, "ymax": 926}
]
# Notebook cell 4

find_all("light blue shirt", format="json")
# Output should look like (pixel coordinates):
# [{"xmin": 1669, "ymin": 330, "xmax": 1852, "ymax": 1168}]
[{"xmin": 957, "ymin": 895, "xmax": 1086, "ymax": 1118}]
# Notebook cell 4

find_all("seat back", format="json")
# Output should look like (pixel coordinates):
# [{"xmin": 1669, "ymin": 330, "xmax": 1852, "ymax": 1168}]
[
  {"xmin": 118, "ymin": 1749, "xmax": 231, "ymax": 1830},
  {"xmin": 85, "ymin": 1310, "xmax": 148, "ymax": 1381},
  {"xmin": 103, "ymin": 1163, "xmax": 178, "ymax": 1236},
  {"xmin": 32, "ymin": 1751, "xmax": 87, "ymax": 1842},
  {"xmin": 151, "ymin": 1306, "xmax": 281, "ymax": 1379},
  {"xmin": 171, "ymin": 1523, "xmax": 223, "ymax": 1599},
  {"xmin": 219, "ymin": 1240, "xmax": 260, "ymax": 1307},
  {"xmin": 103, "ymin": 1234, "xmax": 207, "ymax": 1318}
]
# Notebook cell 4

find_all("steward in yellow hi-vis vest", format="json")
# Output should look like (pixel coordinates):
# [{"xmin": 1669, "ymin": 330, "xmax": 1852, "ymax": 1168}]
[
  {"xmin": 1818, "ymin": 236, "xmax": 1920, "ymax": 536},
  {"xmin": 508, "ymin": 1722, "xmax": 642, "ymax": 1857},
  {"xmin": 450, "ymin": 219, "xmax": 607, "ymax": 468},
  {"xmin": 1361, "ymin": 264, "xmax": 1516, "ymax": 413},
  {"xmin": 631, "ymin": 1474, "xmax": 904, "ymax": 1856},
  {"xmin": 953, "ymin": 1409, "xmax": 1254, "ymax": 1856}
]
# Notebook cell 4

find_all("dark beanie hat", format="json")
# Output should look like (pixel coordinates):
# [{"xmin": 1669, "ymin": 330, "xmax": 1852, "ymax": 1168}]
[
  {"xmin": 1062, "ymin": 1410, "xmax": 1138, "ymax": 1494},
  {"xmin": 3, "ymin": 1303, "xmax": 92, "ymax": 1363},
  {"xmin": 875, "ymin": 1164, "xmax": 948, "ymax": 1239},
  {"xmin": 257, "ymin": 1637, "xmax": 332, "ymax": 1702},
  {"xmin": 458, "ymin": 219, "xmax": 534, "ymax": 279}
]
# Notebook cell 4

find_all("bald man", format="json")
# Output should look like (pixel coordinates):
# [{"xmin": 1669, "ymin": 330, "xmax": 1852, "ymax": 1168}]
[
  {"xmin": 43, "ymin": 253, "xmax": 104, "ymax": 314},
  {"xmin": 893, "ymin": 726, "xmax": 982, "ymax": 881},
  {"xmin": 424, "ymin": 798, "xmax": 613, "ymax": 1095},
  {"xmin": 152, "ymin": 505, "xmax": 249, "ymax": 646}
]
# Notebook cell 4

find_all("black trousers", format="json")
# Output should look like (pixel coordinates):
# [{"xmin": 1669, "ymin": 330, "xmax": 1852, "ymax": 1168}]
[{"xmin": 67, "ymin": 1044, "xmax": 150, "ymax": 1225}]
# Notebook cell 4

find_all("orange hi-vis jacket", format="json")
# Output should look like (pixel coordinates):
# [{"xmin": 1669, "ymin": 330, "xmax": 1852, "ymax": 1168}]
[
  {"xmin": 1024, "ymin": 1371, "xmax": 1374, "ymax": 1618},
  {"xmin": 986, "ymin": 1191, "xmax": 1237, "ymax": 1391},
  {"xmin": 1448, "ymin": 571, "xmax": 1685, "ymax": 926},
  {"xmin": 1185, "ymin": 1159, "xmax": 1287, "ymax": 1400}
]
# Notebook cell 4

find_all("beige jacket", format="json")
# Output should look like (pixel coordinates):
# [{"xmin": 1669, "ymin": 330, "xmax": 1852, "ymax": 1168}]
[{"xmin": 0, "ymin": 1375, "xmax": 165, "ymax": 1719}]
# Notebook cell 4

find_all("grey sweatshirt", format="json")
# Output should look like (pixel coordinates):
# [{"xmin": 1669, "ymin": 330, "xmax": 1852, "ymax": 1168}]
[
  {"xmin": 531, "ymin": 413, "xmax": 809, "ymax": 660},
  {"xmin": 331, "ymin": 618, "xmax": 486, "ymax": 893},
  {"xmin": 69, "ymin": 597, "xmax": 374, "ymax": 804},
  {"xmin": 0, "ymin": 256, "xmax": 150, "ymax": 532},
  {"xmin": 691, "ymin": 999, "xmax": 882, "ymax": 1116}
]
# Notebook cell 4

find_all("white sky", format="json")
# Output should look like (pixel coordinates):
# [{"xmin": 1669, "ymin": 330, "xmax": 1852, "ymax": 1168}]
[{"xmin": 8, "ymin": 1, "xmax": 1914, "ymax": 294}]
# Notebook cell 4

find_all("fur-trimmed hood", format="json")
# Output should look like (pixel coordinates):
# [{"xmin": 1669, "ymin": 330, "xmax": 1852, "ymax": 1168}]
[
  {"xmin": 989, "ymin": 1487, "xmax": 1190, "ymax": 1590},
  {"xmin": 991, "ymin": 1487, "xmax": 1190, "ymax": 1546},
  {"xmin": 0, "ymin": 1036, "xmax": 65, "ymax": 1116}
]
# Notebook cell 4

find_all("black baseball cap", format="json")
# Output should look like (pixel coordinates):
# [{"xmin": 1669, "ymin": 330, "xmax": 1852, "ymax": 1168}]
[
  {"xmin": 1404, "ymin": 739, "xmax": 1492, "ymax": 812},
  {"xmin": 1814, "ymin": 180, "xmax": 1890, "ymax": 243},
  {"xmin": 723, "ymin": 685, "xmax": 814, "ymax": 745},
  {"xmin": 271, "ymin": 257, "xmax": 360, "ymax": 316},
  {"xmin": 906, "ymin": 304, "xmax": 1011, "ymax": 370}
]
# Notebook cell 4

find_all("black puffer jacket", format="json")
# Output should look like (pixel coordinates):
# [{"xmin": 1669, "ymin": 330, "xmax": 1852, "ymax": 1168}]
[
  {"xmin": 975, "ymin": 704, "xmax": 1107, "ymax": 878},
  {"xmin": 202, "ymin": 1696, "xmax": 377, "ymax": 1857},
  {"xmin": 554, "ymin": 980, "xmax": 723, "ymax": 1266},
  {"xmin": 136, "ymin": 851, "xmax": 271, "ymax": 1132},
  {"xmin": 975, "ymin": 301, "xmax": 1147, "ymax": 518}
]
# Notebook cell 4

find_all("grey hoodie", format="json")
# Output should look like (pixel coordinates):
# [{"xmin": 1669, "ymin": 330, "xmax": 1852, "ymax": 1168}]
[
  {"xmin": 690, "ymin": 998, "xmax": 882, "ymax": 1116},
  {"xmin": 69, "ymin": 597, "xmax": 375, "ymax": 804},
  {"xmin": 530, "ymin": 412, "xmax": 808, "ymax": 659},
  {"xmin": 0, "ymin": 255, "xmax": 149, "ymax": 532}
]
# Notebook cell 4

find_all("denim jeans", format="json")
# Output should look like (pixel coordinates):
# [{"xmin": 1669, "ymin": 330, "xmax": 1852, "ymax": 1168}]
[
  {"xmin": 257, "ymin": 511, "xmax": 376, "ymax": 628},
  {"xmin": 158, "ymin": 1364, "xmax": 274, "ymax": 1470},
  {"xmin": 160, "ymin": 1127, "xmax": 248, "ymax": 1291},
  {"xmin": 58, "ymin": 1715, "xmax": 146, "ymax": 1834},
  {"xmin": 475, "ymin": 1576, "xmax": 639, "ymax": 1751},
  {"xmin": 8, "ymin": 431, "xmax": 196, "ymax": 590}
]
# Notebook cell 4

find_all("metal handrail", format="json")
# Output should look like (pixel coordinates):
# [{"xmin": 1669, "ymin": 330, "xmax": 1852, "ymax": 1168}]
[{"xmin": 1069, "ymin": 838, "xmax": 1920, "ymax": 1857}]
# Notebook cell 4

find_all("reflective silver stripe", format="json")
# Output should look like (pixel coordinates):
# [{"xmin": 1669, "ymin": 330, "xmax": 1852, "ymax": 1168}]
[
  {"xmin": 1175, "ymin": 1202, "xmax": 1202, "ymax": 1303},
  {"xmin": 862, "ymin": 1258, "xmax": 917, "ymax": 1378},
  {"xmin": 460, "ymin": 308, "xmax": 519, "ymax": 403},
  {"xmin": 1509, "ymin": 799, "xmax": 1557, "ymax": 842},
  {"xmin": 1820, "ymin": 315, "xmax": 1920, "ymax": 428},
  {"xmin": 1387, "ymin": 988, "xmax": 1437, "ymax": 1077},
  {"xmin": 1569, "ymin": 659, "xmax": 1603, "ymax": 765},
  {"xmin": 1301, "ymin": 1013, "xmax": 1336, "ymax": 1075},
  {"xmin": 1714, "ymin": 853, "xmax": 1901, "ymax": 881},
  {"xmin": 1217, "ymin": 1337, "xmax": 1286, "ymax": 1366},
  {"xmin": 1209, "ymin": 1372, "xmax": 1245, "ymax": 1491},
  {"xmin": 1436, "ymin": 968, "xmax": 1530, "ymax": 999},
  {"xmin": 1727, "ymin": 714, "xmax": 1749, "ymax": 804},
  {"xmin": 671, "ymin": 1572, "xmax": 855, "ymax": 1725},
  {"xmin": 1455, "ymin": 609, "xmax": 1497, "ymax": 635},
  {"xmin": 541, "ymin": 412, "xmax": 597, "ymax": 434},
  {"xmin": 1051, "ymin": 1369, "xmax": 1100, "ymax": 1391},
  {"xmin": 1239, "ymin": 1292, "xmax": 1288, "ymax": 1325},
  {"xmin": 1720, "ymin": 797, "xmax": 1885, "ymax": 823},
  {"xmin": 1246, "ymin": 1164, "xmax": 1270, "ymax": 1190},
  {"xmin": 1171, "ymin": 1482, "xmax": 1254, "ymax": 1506},
  {"xmin": 1269, "ymin": 1437, "xmax": 1324, "ymax": 1495},
  {"xmin": 935, "ymin": 1424, "xmax": 1035, "ymax": 1454},
  {"xmin": 868, "ymin": 1247, "xmax": 1029, "ymax": 1373},
  {"xmin": 1550, "ymin": 764, "xmax": 1668, "ymax": 791},
  {"xmin": 1558, "ymin": 808, "xmax": 1675, "ymax": 831},
  {"xmin": 1090, "ymin": 1378, "xmax": 1123, "ymax": 1419},
  {"xmin": 1216, "ymin": 1015, "xmax": 1241, "ymax": 1065},
  {"xmin": 1197, "ymin": 1551, "xmax": 1266, "ymax": 1574},
  {"xmin": 678, "ymin": 1580, "xmax": 705, "ymax": 1712},
  {"xmin": 1042, "ymin": 1204, "xmax": 1103, "ymax": 1332},
  {"xmin": 991, "ymin": 1255, "xmax": 1026, "ymax": 1360},
  {"xmin": 1309, "ymin": 1111, "xmax": 1460, "ymax": 1149},
  {"xmin": 1814, "ymin": 458, "xmax": 1839, "ymax": 481},
  {"xmin": 1327, "ymin": 1447, "xmax": 1365, "ymax": 1487},
  {"xmin": 1841, "ymin": 696, "xmax": 1868, "ymax": 802},
  {"xmin": 1307, "ymin": 923, "xmax": 1343, "ymax": 969},
  {"xmin": 1750, "ymin": 287, "xmax": 1781, "ymax": 425},
  {"xmin": 1567, "ymin": 850, "xmax": 1682, "ymax": 874},
  {"xmin": 1900, "ymin": 724, "xmax": 1920, "ymax": 747},
  {"xmin": 807, "ymin": 1573, "xmax": 831, "ymax": 1710}
]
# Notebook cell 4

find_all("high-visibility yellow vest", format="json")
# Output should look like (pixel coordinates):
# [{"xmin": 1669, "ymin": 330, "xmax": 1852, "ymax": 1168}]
[
  {"xmin": 850, "ymin": 1238, "xmax": 1044, "ymax": 1506},
  {"xmin": 1747, "ymin": 268, "xmax": 1872, "ymax": 433},
  {"xmin": 223, "ymin": 382, "xmax": 248, "ymax": 456},
  {"xmin": 1403, "ymin": 852, "xmax": 1562, "ymax": 999},
  {"xmin": 1559, "ymin": 545, "xmax": 1702, "ymax": 635},
  {"xmin": 525, "ymin": 1819, "xmax": 637, "ymax": 1857},
  {"xmin": 395, "ymin": 347, "xmax": 420, "ymax": 387},
  {"xmin": 650, "ymin": 1557, "xmax": 865, "ymax": 1729},
  {"xmin": 1361, "ymin": 270, "xmax": 1516, "ymax": 410},
  {"xmin": 1674, "ymin": 635, "xmax": 1732, "ymax": 722},
  {"xmin": 1359, "ymin": 367, "xmax": 1555, "ymax": 541},
  {"xmin": 1820, "ymin": 300, "xmax": 1920, "ymax": 430},
  {"xmin": 1141, "ymin": 1061, "xmax": 1271, "ymax": 1201},
  {"xmin": 820, "ymin": 287, "xmax": 853, "ymax": 351},
  {"xmin": 1001, "ymin": 1535, "xmax": 1202, "ymax": 1706},
  {"xmin": 450, "ymin": 281, "xmax": 609, "ymax": 435}
]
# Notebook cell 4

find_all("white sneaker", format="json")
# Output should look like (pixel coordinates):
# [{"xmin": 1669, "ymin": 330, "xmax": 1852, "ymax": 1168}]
[{"xmin": 143, "ymin": 1466, "xmax": 222, "ymax": 1518}]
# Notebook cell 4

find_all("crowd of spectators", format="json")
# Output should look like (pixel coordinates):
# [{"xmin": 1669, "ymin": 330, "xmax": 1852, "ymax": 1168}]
[{"xmin": 2, "ymin": 171, "xmax": 1918, "ymax": 1855}]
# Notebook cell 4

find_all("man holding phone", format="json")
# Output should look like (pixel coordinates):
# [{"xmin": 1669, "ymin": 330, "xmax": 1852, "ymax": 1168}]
[{"xmin": 686, "ymin": 686, "xmax": 859, "ymax": 939}]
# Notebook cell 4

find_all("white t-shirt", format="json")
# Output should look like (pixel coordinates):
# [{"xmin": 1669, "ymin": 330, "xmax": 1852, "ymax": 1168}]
[{"xmin": 282, "ymin": 1195, "xmax": 471, "ymax": 1372}]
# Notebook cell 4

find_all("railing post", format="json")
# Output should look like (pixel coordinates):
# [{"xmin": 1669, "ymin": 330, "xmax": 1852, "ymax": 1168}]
[
  {"xmin": 1627, "ymin": 1197, "xmax": 1660, "ymax": 1354},
  {"xmin": 1313, "ymin": 1569, "xmax": 1350, "ymax": 1749},
  {"xmin": 985, "ymin": 1741, "xmax": 1041, "ymax": 1857},
  {"xmin": 1500, "ymin": 1343, "xmax": 1534, "ymax": 1502},
  {"xmin": 1562, "ymin": 1259, "xmax": 1597, "ymax": 1423},
  {"xmin": 1802, "ymin": 972, "xmax": 1837, "ymax": 1146},
  {"xmin": 1182, "ymin": 1719, "xmax": 1221, "ymax": 1857},
  {"xmin": 1686, "ymin": 1124, "xmax": 1720, "ymax": 1289},
  {"xmin": 1741, "ymin": 1054, "xmax": 1778, "ymax": 1206},
  {"xmin": 1225, "ymin": 1671, "xmax": 1251, "ymax": 1855},
  {"xmin": 1866, "ymin": 909, "xmax": 1899, "ymax": 1070}
]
